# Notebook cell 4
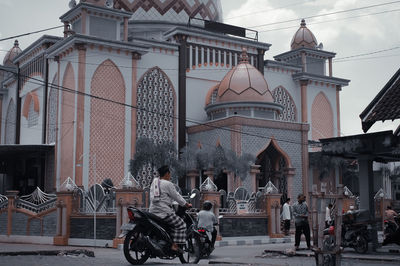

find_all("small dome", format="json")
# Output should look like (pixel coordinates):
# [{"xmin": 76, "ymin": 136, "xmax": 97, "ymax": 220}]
[
  {"xmin": 216, "ymin": 49, "xmax": 274, "ymax": 104},
  {"xmin": 290, "ymin": 19, "xmax": 318, "ymax": 50},
  {"xmin": 3, "ymin": 40, "xmax": 22, "ymax": 66}
]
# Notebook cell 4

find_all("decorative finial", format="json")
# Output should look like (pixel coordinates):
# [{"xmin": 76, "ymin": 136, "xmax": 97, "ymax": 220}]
[
  {"xmin": 240, "ymin": 48, "xmax": 249, "ymax": 63},
  {"xmin": 14, "ymin": 40, "xmax": 19, "ymax": 47},
  {"xmin": 68, "ymin": 0, "xmax": 76, "ymax": 9},
  {"xmin": 300, "ymin": 19, "xmax": 306, "ymax": 27}
]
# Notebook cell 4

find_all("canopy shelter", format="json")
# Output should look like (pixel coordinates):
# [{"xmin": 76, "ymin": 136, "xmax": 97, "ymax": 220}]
[
  {"xmin": 360, "ymin": 67, "xmax": 400, "ymax": 134},
  {"xmin": 320, "ymin": 131, "xmax": 400, "ymax": 250},
  {"xmin": 0, "ymin": 144, "xmax": 54, "ymax": 195}
]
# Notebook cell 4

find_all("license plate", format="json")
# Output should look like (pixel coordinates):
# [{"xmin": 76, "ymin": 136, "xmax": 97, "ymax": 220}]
[{"xmin": 118, "ymin": 223, "xmax": 136, "ymax": 238}]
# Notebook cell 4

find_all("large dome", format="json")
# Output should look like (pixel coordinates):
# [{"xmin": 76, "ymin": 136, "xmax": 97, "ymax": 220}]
[
  {"xmin": 216, "ymin": 49, "xmax": 274, "ymax": 104},
  {"xmin": 205, "ymin": 49, "xmax": 282, "ymax": 121},
  {"xmin": 81, "ymin": 0, "xmax": 223, "ymax": 24},
  {"xmin": 290, "ymin": 19, "xmax": 318, "ymax": 50}
]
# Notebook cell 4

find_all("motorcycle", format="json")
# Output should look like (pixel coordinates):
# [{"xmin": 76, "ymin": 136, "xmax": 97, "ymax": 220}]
[
  {"xmin": 323, "ymin": 210, "xmax": 371, "ymax": 254},
  {"xmin": 196, "ymin": 227, "xmax": 214, "ymax": 258},
  {"xmin": 383, "ymin": 215, "xmax": 399, "ymax": 236},
  {"xmin": 119, "ymin": 196, "xmax": 201, "ymax": 265},
  {"xmin": 383, "ymin": 215, "xmax": 400, "ymax": 246}
]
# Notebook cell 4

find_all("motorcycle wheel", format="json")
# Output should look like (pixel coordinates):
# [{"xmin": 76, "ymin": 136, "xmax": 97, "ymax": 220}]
[
  {"xmin": 123, "ymin": 228, "xmax": 150, "ymax": 265},
  {"xmin": 354, "ymin": 235, "xmax": 368, "ymax": 254},
  {"xmin": 179, "ymin": 235, "xmax": 201, "ymax": 264}
]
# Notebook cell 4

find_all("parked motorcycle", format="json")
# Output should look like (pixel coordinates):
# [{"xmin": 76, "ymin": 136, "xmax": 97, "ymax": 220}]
[
  {"xmin": 323, "ymin": 210, "xmax": 371, "ymax": 254},
  {"xmin": 383, "ymin": 214, "xmax": 399, "ymax": 236},
  {"xmin": 119, "ymin": 196, "xmax": 201, "ymax": 264},
  {"xmin": 383, "ymin": 215, "xmax": 400, "ymax": 246}
]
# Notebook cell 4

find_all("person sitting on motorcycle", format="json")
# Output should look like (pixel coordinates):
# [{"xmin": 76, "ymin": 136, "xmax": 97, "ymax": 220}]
[
  {"xmin": 197, "ymin": 200, "xmax": 218, "ymax": 248},
  {"xmin": 149, "ymin": 165, "xmax": 192, "ymax": 253},
  {"xmin": 385, "ymin": 206, "xmax": 398, "ymax": 224}
]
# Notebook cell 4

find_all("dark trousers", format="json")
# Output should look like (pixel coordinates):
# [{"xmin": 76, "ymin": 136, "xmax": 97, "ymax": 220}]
[
  {"xmin": 295, "ymin": 221, "xmax": 311, "ymax": 247},
  {"xmin": 284, "ymin": 220, "xmax": 291, "ymax": 232}
]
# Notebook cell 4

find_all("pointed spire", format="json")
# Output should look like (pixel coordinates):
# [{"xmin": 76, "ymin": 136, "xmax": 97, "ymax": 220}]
[
  {"xmin": 300, "ymin": 19, "xmax": 306, "ymax": 27},
  {"xmin": 239, "ymin": 48, "xmax": 249, "ymax": 63}
]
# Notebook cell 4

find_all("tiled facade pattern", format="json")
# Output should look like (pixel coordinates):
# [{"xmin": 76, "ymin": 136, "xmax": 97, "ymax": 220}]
[
  {"xmin": 242, "ymin": 126, "xmax": 303, "ymax": 197},
  {"xmin": 89, "ymin": 60, "xmax": 126, "ymax": 187},
  {"xmin": 5, "ymin": 99, "xmax": 16, "ymax": 144},
  {"xmin": 311, "ymin": 92, "xmax": 334, "ymax": 140},
  {"xmin": 272, "ymin": 86, "xmax": 297, "ymax": 122},
  {"xmin": 117, "ymin": 0, "xmax": 222, "ymax": 23},
  {"xmin": 189, "ymin": 125, "xmax": 303, "ymax": 196},
  {"xmin": 60, "ymin": 63, "xmax": 76, "ymax": 185},
  {"xmin": 0, "ymin": 213, "xmax": 6, "ymax": 234},
  {"xmin": 47, "ymin": 87, "xmax": 58, "ymax": 144},
  {"xmin": 8, "ymin": 211, "xmax": 56, "ymax": 236}
]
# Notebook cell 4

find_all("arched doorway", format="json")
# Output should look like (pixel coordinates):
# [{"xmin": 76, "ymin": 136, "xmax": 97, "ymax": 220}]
[{"xmin": 256, "ymin": 139, "xmax": 291, "ymax": 203}]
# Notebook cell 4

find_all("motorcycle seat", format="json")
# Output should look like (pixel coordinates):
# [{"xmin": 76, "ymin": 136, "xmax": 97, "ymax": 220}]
[{"xmin": 143, "ymin": 211, "xmax": 173, "ymax": 230}]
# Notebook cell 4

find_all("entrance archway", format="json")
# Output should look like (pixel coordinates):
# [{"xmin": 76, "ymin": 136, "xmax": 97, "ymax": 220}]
[{"xmin": 256, "ymin": 138, "xmax": 292, "ymax": 203}]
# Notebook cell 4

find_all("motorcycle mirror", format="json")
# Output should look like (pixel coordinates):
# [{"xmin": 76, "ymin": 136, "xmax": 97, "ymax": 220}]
[{"xmin": 190, "ymin": 193, "xmax": 196, "ymax": 199}]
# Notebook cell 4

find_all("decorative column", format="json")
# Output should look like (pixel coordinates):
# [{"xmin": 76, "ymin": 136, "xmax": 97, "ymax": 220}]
[
  {"xmin": 54, "ymin": 191, "xmax": 74, "ymax": 245},
  {"xmin": 6, "ymin": 190, "xmax": 18, "ymax": 236},
  {"xmin": 74, "ymin": 43, "xmax": 86, "ymax": 187},
  {"xmin": 265, "ymin": 193, "xmax": 283, "ymax": 238},
  {"xmin": 328, "ymin": 58, "xmax": 333, "ymax": 77},
  {"xmin": 300, "ymin": 80, "xmax": 308, "ymax": 123},
  {"xmin": 186, "ymin": 169, "xmax": 198, "ymax": 190},
  {"xmin": 249, "ymin": 165, "xmax": 260, "ymax": 193},
  {"xmin": 336, "ymin": 85, "xmax": 342, "ymax": 137},
  {"xmin": 113, "ymin": 188, "xmax": 144, "ymax": 248}
]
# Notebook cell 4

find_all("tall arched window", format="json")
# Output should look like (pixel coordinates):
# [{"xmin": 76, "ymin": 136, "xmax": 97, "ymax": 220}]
[
  {"xmin": 136, "ymin": 67, "xmax": 175, "ymax": 144},
  {"xmin": 5, "ymin": 99, "xmax": 16, "ymax": 144},
  {"xmin": 135, "ymin": 67, "xmax": 176, "ymax": 188},
  {"xmin": 311, "ymin": 92, "xmax": 334, "ymax": 140},
  {"xmin": 272, "ymin": 86, "xmax": 297, "ymax": 122},
  {"xmin": 89, "ymin": 59, "xmax": 126, "ymax": 187}
]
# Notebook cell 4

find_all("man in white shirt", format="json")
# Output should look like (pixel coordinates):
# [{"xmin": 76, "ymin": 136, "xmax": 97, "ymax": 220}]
[
  {"xmin": 281, "ymin": 198, "xmax": 291, "ymax": 236},
  {"xmin": 149, "ymin": 165, "xmax": 192, "ymax": 253}
]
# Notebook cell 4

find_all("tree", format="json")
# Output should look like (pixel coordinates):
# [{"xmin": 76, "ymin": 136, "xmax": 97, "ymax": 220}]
[{"xmin": 129, "ymin": 138, "xmax": 179, "ymax": 183}]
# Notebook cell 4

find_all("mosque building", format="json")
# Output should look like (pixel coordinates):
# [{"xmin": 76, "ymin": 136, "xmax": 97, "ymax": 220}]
[{"xmin": 0, "ymin": 0, "xmax": 349, "ymax": 201}]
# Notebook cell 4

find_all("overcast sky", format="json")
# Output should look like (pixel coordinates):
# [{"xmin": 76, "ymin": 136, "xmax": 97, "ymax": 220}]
[{"xmin": 1, "ymin": 0, "xmax": 399, "ymax": 137}]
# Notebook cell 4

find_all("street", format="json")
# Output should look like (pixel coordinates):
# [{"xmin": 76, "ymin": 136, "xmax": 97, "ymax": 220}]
[{"xmin": 0, "ymin": 244, "xmax": 398, "ymax": 266}]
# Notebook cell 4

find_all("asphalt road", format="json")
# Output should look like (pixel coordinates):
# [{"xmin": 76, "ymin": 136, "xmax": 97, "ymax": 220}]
[{"xmin": 1, "ymin": 244, "xmax": 398, "ymax": 266}]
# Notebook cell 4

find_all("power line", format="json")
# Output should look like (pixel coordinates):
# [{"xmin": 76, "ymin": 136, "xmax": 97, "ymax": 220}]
[
  {"xmin": 258, "ymin": 8, "xmax": 400, "ymax": 33},
  {"xmin": 0, "ymin": 26, "xmax": 64, "ymax": 42},
  {"xmin": 3, "ymin": 68, "xmax": 309, "ymax": 147},
  {"xmin": 248, "ymin": 0, "xmax": 400, "ymax": 29}
]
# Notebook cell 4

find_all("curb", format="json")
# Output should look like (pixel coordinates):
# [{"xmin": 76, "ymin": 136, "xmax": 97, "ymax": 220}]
[
  {"xmin": 215, "ymin": 237, "xmax": 292, "ymax": 247},
  {"xmin": 0, "ymin": 249, "xmax": 95, "ymax": 257}
]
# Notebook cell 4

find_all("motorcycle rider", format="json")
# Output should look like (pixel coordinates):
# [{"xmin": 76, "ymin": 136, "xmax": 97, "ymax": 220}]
[
  {"xmin": 149, "ymin": 165, "xmax": 192, "ymax": 253},
  {"xmin": 197, "ymin": 200, "xmax": 218, "ymax": 248}
]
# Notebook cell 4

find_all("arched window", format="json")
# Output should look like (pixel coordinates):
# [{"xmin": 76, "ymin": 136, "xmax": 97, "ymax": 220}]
[
  {"xmin": 27, "ymin": 100, "xmax": 39, "ymax": 128},
  {"xmin": 135, "ymin": 67, "xmax": 176, "ymax": 188},
  {"xmin": 311, "ymin": 92, "xmax": 334, "ymax": 140},
  {"xmin": 272, "ymin": 86, "xmax": 297, "ymax": 122},
  {"xmin": 136, "ymin": 67, "xmax": 175, "ymax": 144}
]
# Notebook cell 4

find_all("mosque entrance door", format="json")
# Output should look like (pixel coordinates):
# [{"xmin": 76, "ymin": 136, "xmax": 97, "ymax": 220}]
[{"xmin": 256, "ymin": 140, "xmax": 289, "ymax": 203}]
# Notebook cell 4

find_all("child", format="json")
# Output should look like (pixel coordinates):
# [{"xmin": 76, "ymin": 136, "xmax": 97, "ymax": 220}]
[{"xmin": 197, "ymin": 201, "xmax": 218, "ymax": 247}]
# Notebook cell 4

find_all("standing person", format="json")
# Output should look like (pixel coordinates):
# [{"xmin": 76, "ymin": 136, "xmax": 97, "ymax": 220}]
[
  {"xmin": 325, "ymin": 203, "xmax": 333, "ymax": 228},
  {"xmin": 281, "ymin": 198, "xmax": 292, "ymax": 236},
  {"xmin": 197, "ymin": 201, "xmax": 218, "ymax": 248},
  {"xmin": 292, "ymin": 193, "xmax": 311, "ymax": 250},
  {"xmin": 149, "ymin": 165, "xmax": 192, "ymax": 253}
]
